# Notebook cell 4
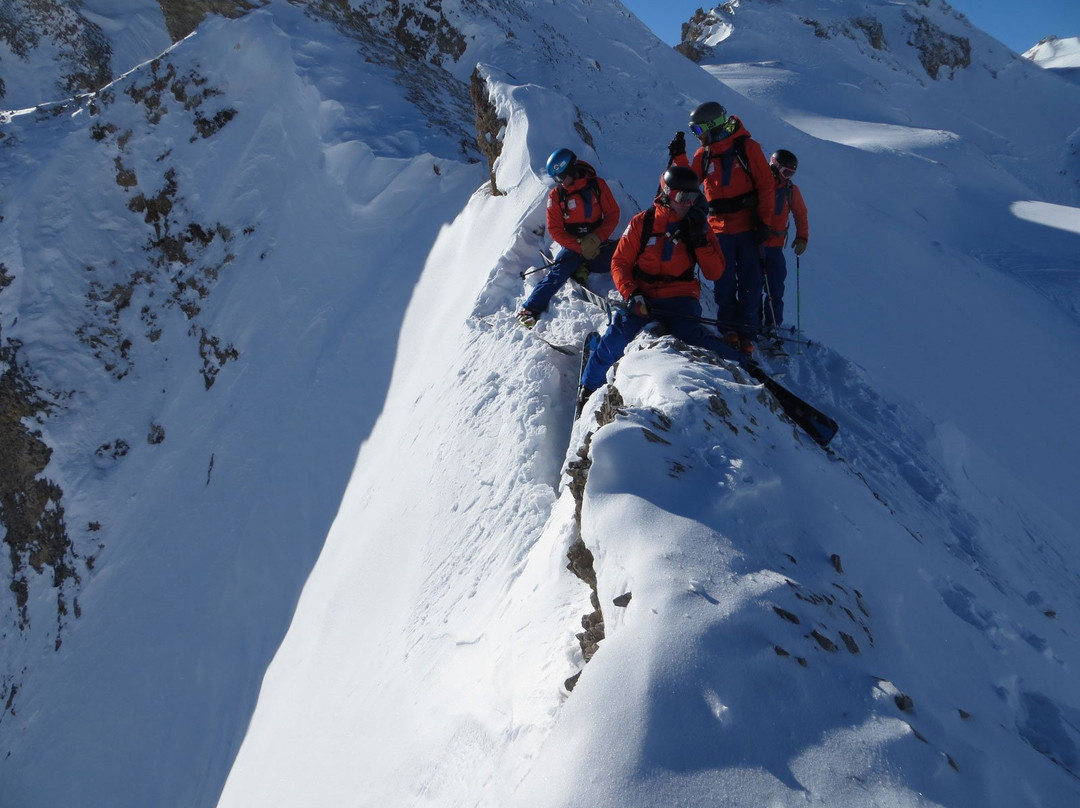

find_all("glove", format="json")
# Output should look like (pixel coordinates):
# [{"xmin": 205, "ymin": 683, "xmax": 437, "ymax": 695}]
[
  {"xmin": 752, "ymin": 225, "xmax": 771, "ymax": 245},
  {"xmin": 667, "ymin": 131, "xmax": 686, "ymax": 159},
  {"xmin": 628, "ymin": 294, "xmax": 649, "ymax": 319},
  {"xmin": 687, "ymin": 227, "xmax": 710, "ymax": 249},
  {"xmin": 573, "ymin": 264, "xmax": 590, "ymax": 282},
  {"xmin": 793, "ymin": 237, "xmax": 808, "ymax": 256},
  {"xmin": 683, "ymin": 207, "xmax": 709, "ymax": 248},
  {"xmin": 578, "ymin": 232, "xmax": 602, "ymax": 260}
]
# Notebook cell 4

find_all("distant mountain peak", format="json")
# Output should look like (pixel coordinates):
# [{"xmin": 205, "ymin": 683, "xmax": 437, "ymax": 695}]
[
  {"xmin": 1024, "ymin": 35, "xmax": 1080, "ymax": 70},
  {"xmin": 677, "ymin": 0, "xmax": 980, "ymax": 81}
]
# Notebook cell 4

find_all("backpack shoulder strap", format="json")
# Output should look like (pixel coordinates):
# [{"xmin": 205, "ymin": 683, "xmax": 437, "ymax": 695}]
[
  {"xmin": 733, "ymin": 135, "xmax": 751, "ymax": 175},
  {"xmin": 637, "ymin": 207, "xmax": 656, "ymax": 256},
  {"xmin": 558, "ymin": 175, "xmax": 602, "ymax": 212},
  {"xmin": 587, "ymin": 176, "xmax": 601, "ymax": 205},
  {"xmin": 701, "ymin": 135, "xmax": 751, "ymax": 177}
]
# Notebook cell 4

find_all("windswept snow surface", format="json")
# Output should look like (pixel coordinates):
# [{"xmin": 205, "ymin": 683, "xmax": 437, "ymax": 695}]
[{"xmin": 1, "ymin": 0, "xmax": 1079, "ymax": 806}]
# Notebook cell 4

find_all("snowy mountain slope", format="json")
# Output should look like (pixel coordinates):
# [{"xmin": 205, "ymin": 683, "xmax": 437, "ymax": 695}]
[
  {"xmin": 1, "ymin": 0, "xmax": 1079, "ymax": 806},
  {"xmin": 223, "ymin": 94, "xmax": 1080, "ymax": 803},
  {"xmin": 1, "ymin": 4, "xmax": 485, "ymax": 806},
  {"xmin": 222, "ymin": 4, "xmax": 1080, "ymax": 805}
]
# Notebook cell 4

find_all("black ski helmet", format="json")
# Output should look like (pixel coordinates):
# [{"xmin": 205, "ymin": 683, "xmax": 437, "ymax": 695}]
[
  {"xmin": 689, "ymin": 101, "xmax": 728, "ymax": 135},
  {"xmin": 770, "ymin": 149, "xmax": 798, "ymax": 172},
  {"xmin": 662, "ymin": 165, "xmax": 700, "ymax": 194}
]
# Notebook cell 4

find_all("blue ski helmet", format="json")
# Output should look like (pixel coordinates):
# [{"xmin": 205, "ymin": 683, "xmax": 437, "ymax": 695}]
[{"xmin": 546, "ymin": 148, "xmax": 576, "ymax": 179}]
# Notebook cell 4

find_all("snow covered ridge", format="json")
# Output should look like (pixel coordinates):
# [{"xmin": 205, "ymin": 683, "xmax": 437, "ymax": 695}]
[{"xmin": 678, "ymin": 0, "xmax": 987, "ymax": 80}]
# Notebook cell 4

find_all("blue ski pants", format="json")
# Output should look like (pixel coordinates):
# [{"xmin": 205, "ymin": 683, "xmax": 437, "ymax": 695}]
[
  {"xmin": 713, "ymin": 231, "xmax": 764, "ymax": 338},
  {"xmin": 525, "ymin": 240, "xmax": 616, "ymax": 313}
]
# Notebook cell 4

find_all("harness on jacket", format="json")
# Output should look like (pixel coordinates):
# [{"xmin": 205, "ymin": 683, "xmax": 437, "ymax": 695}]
[
  {"xmin": 631, "ymin": 207, "xmax": 697, "ymax": 285},
  {"xmin": 556, "ymin": 174, "xmax": 603, "ymax": 237},
  {"xmin": 702, "ymin": 135, "xmax": 759, "ymax": 216}
]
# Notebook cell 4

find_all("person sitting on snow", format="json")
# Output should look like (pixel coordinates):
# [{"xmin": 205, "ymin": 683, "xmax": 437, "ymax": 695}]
[
  {"xmin": 578, "ymin": 165, "xmax": 745, "ymax": 412},
  {"xmin": 761, "ymin": 148, "xmax": 809, "ymax": 332},
  {"xmin": 518, "ymin": 148, "xmax": 621, "ymax": 328},
  {"xmin": 668, "ymin": 101, "xmax": 777, "ymax": 356}
]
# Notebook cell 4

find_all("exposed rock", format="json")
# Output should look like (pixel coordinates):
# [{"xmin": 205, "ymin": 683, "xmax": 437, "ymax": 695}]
[
  {"xmin": 0, "ymin": 0, "xmax": 112, "ymax": 100},
  {"xmin": 0, "ymin": 335, "xmax": 80, "ymax": 656},
  {"xmin": 470, "ymin": 68, "xmax": 506, "ymax": 195},
  {"xmin": 156, "ymin": 0, "xmax": 265, "ymax": 43},
  {"xmin": 852, "ymin": 16, "xmax": 887, "ymax": 50},
  {"xmin": 906, "ymin": 13, "xmax": 971, "ymax": 79}
]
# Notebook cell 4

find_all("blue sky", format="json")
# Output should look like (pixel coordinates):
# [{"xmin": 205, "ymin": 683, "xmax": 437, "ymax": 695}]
[{"xmin": 620, "ymin": 0, "xmax": 1080, "ymax": 55}]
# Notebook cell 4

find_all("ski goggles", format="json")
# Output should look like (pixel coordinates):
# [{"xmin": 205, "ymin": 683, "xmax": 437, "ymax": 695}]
[
  {"xmin": 773, "ymin": 164, "xmax": 796, "ymax": 179},
  {"xmin": 667, "ymin": 188, "xmax": 700, "ymax": 205},
  {"xmin": 689, "ymin": 116, "xmax": 736, "ymax": 137}
]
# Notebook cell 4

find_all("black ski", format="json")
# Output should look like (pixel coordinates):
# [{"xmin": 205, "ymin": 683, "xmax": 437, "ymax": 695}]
[
  {"xmin": 575, "ymin": 331, "xmax": 601, "ymax": 418},
  {"xmin": 532, "ymin": 332, "xmax": 576, "ymax": 355},
  {"xmin": 743, "ymin": 362, "xmax": 838, "ymax": 447}
]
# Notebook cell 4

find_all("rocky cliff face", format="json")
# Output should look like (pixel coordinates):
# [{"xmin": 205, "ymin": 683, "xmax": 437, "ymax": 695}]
[
  {"xmin": 157, "ymin": 0, "xmax": 266, "ymax": 42},
  {"xmin": 0, "ymin": 0, "xmax": 113, "ymax": 101}
]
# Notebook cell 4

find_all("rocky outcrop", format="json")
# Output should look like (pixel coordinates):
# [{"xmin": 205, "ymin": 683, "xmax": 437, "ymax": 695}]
[
  {"xmin": 470, "ymin": 68, "xmax": 506, "ymax": 195},
  {"xmin": 0, "ymin": 336, "xmax": 80, "ymax": 649},
  {"xmin": 157, "ymin": 0, "xmax": 265, "ymax": 43},
  {"xmin": 0, "ymin": 0, "xmax": 112, "ymax": 100},
  {"xmin": 906, "ymin": 12, "xmax": 971, "ymax": 79}
]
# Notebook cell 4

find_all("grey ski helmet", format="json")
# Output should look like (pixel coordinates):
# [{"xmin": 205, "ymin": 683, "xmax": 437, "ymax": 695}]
[{"xmin": 689, "ymin": 101, "xmax": 728, "ymax": 137}]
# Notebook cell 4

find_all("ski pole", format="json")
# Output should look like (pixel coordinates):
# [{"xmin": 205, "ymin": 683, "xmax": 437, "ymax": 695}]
[
  {"xmin": 520, "ymin": 264, "xmax": 548, "ymax": 279},
  {"xmin": 796, "ymin": 254, "xmax": 802, "ymax": 355},
  {"xmin": 760, "ymin": 248, "xmax": 779, "ymax": 334}
]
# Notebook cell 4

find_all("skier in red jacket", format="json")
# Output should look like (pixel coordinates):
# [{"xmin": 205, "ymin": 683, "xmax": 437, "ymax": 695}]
[
  {"xmin": 578, "ymin": 166, "xmax": 743, "ymax": 408},
  {"xmin": 518, "ymin": 148, "xmax": 620, "ymax": 328},
  {"xmin": 669, "ymin": 101, "xmax": 777, "ymax": 356},
  {"xmin": 762, "ymin": 149, "xmax": 809, "ymax": 332}
]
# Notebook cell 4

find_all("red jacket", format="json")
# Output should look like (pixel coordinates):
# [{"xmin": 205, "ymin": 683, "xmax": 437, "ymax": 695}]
[
  {"xmin": 765, "ymin": 178, "xmax": 808, "ymax": 249},
  {"xmin": 546, "ymin": 162, "xmax": 621, "ymax": 252},
  {"xmin": 675, "ymin": 117, "xmax": 775, "ymax": 234},
  {"xmin": 611, "ymin": 203, "xmax": 725, "ymax": 301}
]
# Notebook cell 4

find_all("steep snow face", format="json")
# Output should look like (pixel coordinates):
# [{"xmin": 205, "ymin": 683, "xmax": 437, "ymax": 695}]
[{"xmin": 0, "ymin": 4, "xmax": 486, "ymax": 806}]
